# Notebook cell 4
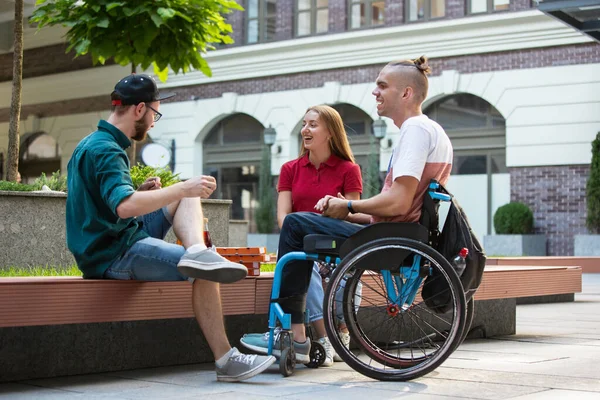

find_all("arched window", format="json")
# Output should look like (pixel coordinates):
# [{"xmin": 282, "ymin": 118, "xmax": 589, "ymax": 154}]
[
  {"xmin": 203, "ymin": 114, "xmax": 265, "ymax": 228},
  {"xmin": 19, "ymin": 132, "xmax": 61, "ymax": 183},
  {"xmin": 424, "ymin": 93, "xmax": 506, "ymax": 176},
  {"xmin": 424, "ymin": 93, "xmax": 508, "ymax": 236}
]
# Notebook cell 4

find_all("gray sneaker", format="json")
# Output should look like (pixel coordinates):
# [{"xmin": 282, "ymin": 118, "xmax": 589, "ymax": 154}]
[
  {"xmin": 177, "ymin": 247, "xmax": 247, "ymax": 283},
  {"xmin": 216, "ymin": 347, "xmax": 276, "ymax": 382},
  {"xmin": 240, "ymin": 328, "xmax": 311, "ymax": 364}
]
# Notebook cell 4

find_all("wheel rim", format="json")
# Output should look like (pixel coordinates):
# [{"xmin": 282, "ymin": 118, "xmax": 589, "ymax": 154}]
[{"xmin": 325, "ymin": 239, "xmax": 466, "ymax": 379}]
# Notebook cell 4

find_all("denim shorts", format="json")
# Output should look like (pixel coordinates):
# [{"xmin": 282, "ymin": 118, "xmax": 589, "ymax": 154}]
[{"xmin": 103, "ymin": 207, "xmax": 188, "ymax": 281}]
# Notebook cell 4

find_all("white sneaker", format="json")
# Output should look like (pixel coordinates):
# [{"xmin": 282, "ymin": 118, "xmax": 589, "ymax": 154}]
[
  {"xmin": 333, "ymin": 331, "xmax": 350, "ymax": 362},
  {"xmin": 318, "ymin": 337, "xmax": 335, "ymax": 367}
]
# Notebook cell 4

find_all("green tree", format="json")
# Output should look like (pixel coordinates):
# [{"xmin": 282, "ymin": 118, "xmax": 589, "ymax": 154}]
[
  {"xmin": 30, "ymin": 0, "xmax": 242, "ymax": 80},
  {"xmin": 255, "ymin": 145, "xmax": 276, "ymax": 234},
  {"xmin": 6, "ymin": 0, "xmax": 24, "ymax": 182},
  {"xmin": 362, "ymin": 135, "xmax": 381, "ymax": 199},
  {"xmin": 30, "ymin": 0, "xmax": 241, "ymax": 165},
  {"xmin": 587, "ymin": 132, "xmax": 600, "ymax": 233}
]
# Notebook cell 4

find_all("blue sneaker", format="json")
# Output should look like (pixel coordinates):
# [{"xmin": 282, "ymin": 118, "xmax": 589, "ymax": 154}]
[{"xmin": 240, "ymin": 328, "xmax": 310, "ymax": 364}]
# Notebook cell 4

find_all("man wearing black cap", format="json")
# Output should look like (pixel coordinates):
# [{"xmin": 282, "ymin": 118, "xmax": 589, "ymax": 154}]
[{"xmin": 65, "ymin": 74, "xmax": 275, "ymax": 382}]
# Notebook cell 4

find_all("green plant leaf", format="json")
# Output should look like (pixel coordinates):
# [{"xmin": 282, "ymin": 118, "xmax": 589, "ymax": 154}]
[
  {"xmin": 153, "ymin": 62, "xmax": 169, "ymax": 82},
  {"xmin": 96, "ymin": 17, "xmax": 109, "ymax": 28}
]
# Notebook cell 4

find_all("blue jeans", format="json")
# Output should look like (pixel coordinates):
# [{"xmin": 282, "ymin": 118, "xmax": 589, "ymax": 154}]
[
  {"xmin": 278, "ymin": 212, "xmax": 364, "ymax": 323},
  {"xmin": 103, "ymin": 207, "xmax": 187, "ymax": 281},
  {"xmin": 306, "ymin": 262, "xmax": 362, "ymax": 326},
  {"xmin": 306, "ymin": 263, "xmax": 324, "ymax": 323}
]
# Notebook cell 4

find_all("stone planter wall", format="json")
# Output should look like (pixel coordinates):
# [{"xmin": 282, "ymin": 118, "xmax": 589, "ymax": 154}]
[
  {"xmin": 574, "ymin": 235, "xmax": 600, "ymax": 256},
  {"xmin": 0, "ymin": 191, "xmax": 231, "ymax": 269},
  {"xmin": 483, "ymin": 234, "xmax": 547, "ymax": 256}
]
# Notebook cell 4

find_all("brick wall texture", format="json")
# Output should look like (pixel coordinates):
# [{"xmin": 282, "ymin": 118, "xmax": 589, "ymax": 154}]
[
  {"xmin": 385, "ymin": 0, "xmax": 404, "ymax": 25},
  {"xmin": 511, "ymin": 165, "xmax": 590, "ymax": 256},
  {"xmin": 1, "ymin": 42, "xmax": 599, "ymax": 122},
  {"xmin": 329, "ymin": 0, "xmax": 347, "ymax": 33}
]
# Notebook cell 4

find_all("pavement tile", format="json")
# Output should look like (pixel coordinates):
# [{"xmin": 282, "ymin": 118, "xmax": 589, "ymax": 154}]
[
  {"xmin": 507, "ymin": 389, "xmax": 600, "ymax": 400},
  {"xmin": 432, "ymin": 366, "xmax": 600, "ymax": 392}
]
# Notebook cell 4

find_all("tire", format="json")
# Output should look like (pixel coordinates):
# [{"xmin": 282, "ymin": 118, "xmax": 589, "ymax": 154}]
[
  {"xmin": 323, "ymin": 237, "xmax": 467, "ymax": 381},
  {"xmin": 279, "ymin": 348, "xmax": 295, "ymax": 377},
  {"xmin": 306, "ymin": 340, "xmax": 326, "ymax": 368}
]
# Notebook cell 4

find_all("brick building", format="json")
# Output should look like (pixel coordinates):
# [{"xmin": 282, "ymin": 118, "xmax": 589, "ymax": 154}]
[{"xmin": 0, "ymin": 0, "xmax": 599, "ymax": 255}]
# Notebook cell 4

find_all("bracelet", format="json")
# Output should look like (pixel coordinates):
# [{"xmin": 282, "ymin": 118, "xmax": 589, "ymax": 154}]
[{"xmin": 347, "ymin": 200, "xmax": 356, "ymax": 214}]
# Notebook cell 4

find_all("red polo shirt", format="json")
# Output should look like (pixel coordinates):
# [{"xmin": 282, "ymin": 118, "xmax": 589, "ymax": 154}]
[{"xmin": 277, "ymin": 152, "xmax": 363, "ymax": 213}]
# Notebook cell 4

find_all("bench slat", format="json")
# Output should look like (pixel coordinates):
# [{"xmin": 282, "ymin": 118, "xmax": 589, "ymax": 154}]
[{"xmin": 0, "ymin": 266, "xmax": 582, "ymax": 328}]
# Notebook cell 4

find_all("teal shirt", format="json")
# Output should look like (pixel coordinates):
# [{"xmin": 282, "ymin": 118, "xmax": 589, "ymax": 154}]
[{"xmin": 66, "ymin": 120, "xmax": 148, "ymax": 278}]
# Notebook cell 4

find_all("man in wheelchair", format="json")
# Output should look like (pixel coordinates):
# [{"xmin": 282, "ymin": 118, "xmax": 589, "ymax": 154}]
[{"xmin": 242, "ymin": 55, "xmax": 453, "ymax": 366}]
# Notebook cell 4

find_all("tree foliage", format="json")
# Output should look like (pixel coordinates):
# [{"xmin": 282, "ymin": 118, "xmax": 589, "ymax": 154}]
[
  {"xmin": 256, "ymin": 146, "xmax": 276, "ymax": 234},
  {"xmin": 586, "ymin": 132, "xmax": 600, "ymax": 233},
  {"xmin": 30, "ymin": 0, "xmax": 242, "ymax": 81}
]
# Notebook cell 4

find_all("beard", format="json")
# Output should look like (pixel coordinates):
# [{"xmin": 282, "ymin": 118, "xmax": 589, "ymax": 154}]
[{"xmin": 132, "ymin": 118, "xmax": 151, "ymax": 141}]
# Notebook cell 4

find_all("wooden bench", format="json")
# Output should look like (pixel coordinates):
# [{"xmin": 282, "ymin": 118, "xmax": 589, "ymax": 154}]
[
  {"xmin": 488, "ymin": 256, "xmax": 600, "ymax": 274},
  {"xmin": 0, "ymin": 265, "xmax": 582, "ymax": 382}
]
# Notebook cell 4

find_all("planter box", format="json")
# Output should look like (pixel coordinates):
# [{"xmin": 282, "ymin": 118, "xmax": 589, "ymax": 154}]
[
  {"xmin": 483, "ymin": 234, "xmax": 547, "ymax": 256},
  {"xmin": 228, "ymin": 220, "xmax": 249, "ymax": 247},
  {"xmin": 247, "ymin": 233, "xmax": 280, "ymax": 254},
  {"xmin": 574, "ymin": 235, "xmax": 600, "ymax": 256},
  {"xmin": 0, "ymin": 191, "xmax": 231, "ymax": 269}
]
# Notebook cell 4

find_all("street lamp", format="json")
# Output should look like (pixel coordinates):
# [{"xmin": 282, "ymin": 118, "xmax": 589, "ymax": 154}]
[
  {"xmin": 263, "ymin": 125, "xmax": 280, "ymax": 153},
  {"xmin": 372, "ymin": 118, "xmax": 391, "ymax": 148}
]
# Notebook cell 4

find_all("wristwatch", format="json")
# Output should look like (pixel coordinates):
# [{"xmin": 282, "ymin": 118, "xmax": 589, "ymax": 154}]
[{"xmin": 347, "ymin": 200, "xmax": 356, "ymax": 214}]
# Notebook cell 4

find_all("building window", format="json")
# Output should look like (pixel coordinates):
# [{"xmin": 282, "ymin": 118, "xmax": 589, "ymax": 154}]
[
  {"xmin": 246, "ymin": 0, "xmax": 277, "ymax": 44},
  {"xmin": 468, "ymin": 0, "xmax": 510, "ymax": 14},
  {"xmin": 348, "ymin": 0, "xmax": 385, "ymax": 29},
  {"xmin": 406, "ymin": 0, "xmax": 445, "ymax": 22},
  {"xmin": 19, "ymin": 132, "xmax": 62, "ymax": 183},
  {"xmin": 296, "ymin": 0, "xmax": 329, "ymax": 37}
]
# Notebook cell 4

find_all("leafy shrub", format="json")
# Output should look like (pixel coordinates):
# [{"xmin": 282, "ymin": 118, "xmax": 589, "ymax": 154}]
[
  {"xmin": 130, "ymin": 164, "xmax": 181, "ymax": 190},
  {"xmin": 0, "ymin": 181, "xmax": 37, "ymax": 191},
  {"xmin": 32, "ymin": 171, "xmax": 67, "ymax": 192},
  {"xmin": 586, "ymin": 132, "xmax": 600, "ymax": 233},
  {"xmin": 493, "ymin": 202, "xmax": 534, "ymax": 234}
]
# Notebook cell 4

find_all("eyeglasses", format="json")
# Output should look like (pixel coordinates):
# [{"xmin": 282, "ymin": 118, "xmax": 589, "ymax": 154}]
[{"xmin": 146, "ymin": 104, "xmax": 162, "ymax": 122}]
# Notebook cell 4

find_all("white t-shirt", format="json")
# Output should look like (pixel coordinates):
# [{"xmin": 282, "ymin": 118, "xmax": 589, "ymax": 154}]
[{"xmin": 372, "ymin": 114, "xmax": 453, "ymax": 223}]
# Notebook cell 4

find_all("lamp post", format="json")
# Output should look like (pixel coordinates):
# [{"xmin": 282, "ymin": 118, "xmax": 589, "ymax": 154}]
[
  {"xmin": 256, "ymin": 125, "xmax": 277, "ymax": 233},
  {"xmin": 263, "ymin": 125, "xmax": 276, "ymax": 147},
  {"xmin": 372, "ymin": 118, "xmax": 391, "ymax": 148}
]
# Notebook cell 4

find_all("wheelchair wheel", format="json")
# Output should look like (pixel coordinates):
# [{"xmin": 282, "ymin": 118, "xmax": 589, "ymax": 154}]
[
  {"xmin": 279, "ymin": 348, "xmax": 295, "ymax": 377},
  {"xmin": 459, "ymin": 297, "xmax": 475, "ymax": 345},
  {"xmin": 323, "ymin": 237, "xmax": 467, "ymax": 381},
  {"xmin": 305, "ymin": 340, "xmax": 326, "ymax": 368}
]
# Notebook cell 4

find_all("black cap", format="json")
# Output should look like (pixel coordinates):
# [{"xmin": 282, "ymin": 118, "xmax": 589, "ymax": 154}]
[{"xmin": 111, "ymin": 74, "xmax": 176, "ymax": 106}]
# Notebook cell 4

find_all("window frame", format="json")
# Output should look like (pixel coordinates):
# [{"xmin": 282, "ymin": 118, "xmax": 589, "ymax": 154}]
[
  {"xmin": 295, "ymin": 0, "xmax": 329, "ymax": 37},
  {"xmin": 404, "ymin": 0, "xmax": 446, "ymax": 23},
  {"xmin": 347, "ymin": 0, "xmax": 386, "ymax": 30},
  {"xmin": 245, "ymin": 0, "xmax": 277, "ymax": 44},
  {"xmin": 466, "ymin": 0, "xmax": 511, "ymax": 15}
]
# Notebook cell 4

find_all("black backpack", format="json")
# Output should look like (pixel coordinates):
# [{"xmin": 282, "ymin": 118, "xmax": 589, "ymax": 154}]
[{"xmin": 421, "ymin": 182, "xmax": 486, "ymax": 313}]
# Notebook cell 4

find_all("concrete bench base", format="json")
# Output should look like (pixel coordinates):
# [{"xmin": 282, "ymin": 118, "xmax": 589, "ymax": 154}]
[{"xmin": 1, "ymin": 314, "xmax": 269, "ymax": 383}]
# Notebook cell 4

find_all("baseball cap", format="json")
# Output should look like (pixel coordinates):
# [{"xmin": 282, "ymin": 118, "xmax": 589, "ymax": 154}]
[{"xmin": 111, "ymin": 74, "xmax": 176, "ymax": 106}]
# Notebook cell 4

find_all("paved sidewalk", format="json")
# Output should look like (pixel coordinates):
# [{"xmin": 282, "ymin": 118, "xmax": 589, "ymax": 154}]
[{"xmin": 1, "ymin": 275, "xmax": 599, "ymax": 400}]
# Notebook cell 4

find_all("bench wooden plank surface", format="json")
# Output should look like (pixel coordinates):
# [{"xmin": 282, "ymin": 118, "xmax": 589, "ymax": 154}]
[
  {"xmin": 0, "ymin": 266, "xmax": 582, "ymax": 328},
  {"xmin": 487, "ymin": 257, "xmax": 600, "ymax": 273}
]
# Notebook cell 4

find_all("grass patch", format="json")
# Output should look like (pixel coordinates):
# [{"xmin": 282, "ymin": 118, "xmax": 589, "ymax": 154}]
[
  {"xmin": 261, "ymin": 263, "xmax": 276, "ymax": 272},
  {"xmin": 0, "ymin": 265, "xmax": 82, "ymax": 277}
]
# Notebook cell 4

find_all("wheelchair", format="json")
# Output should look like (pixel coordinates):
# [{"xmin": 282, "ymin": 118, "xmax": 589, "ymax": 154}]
[{"xmin": 267, "ymin": 181, "xmax": 474, "ymax": 380}]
